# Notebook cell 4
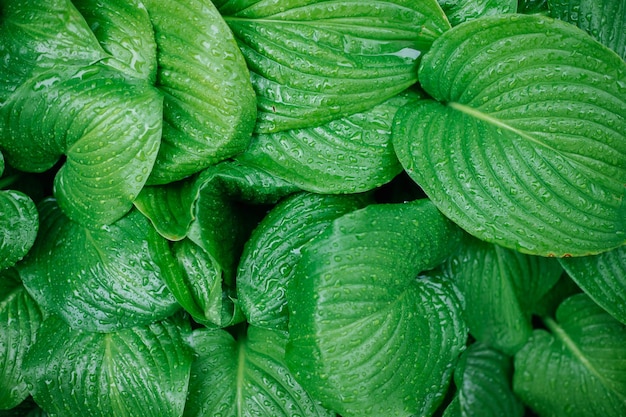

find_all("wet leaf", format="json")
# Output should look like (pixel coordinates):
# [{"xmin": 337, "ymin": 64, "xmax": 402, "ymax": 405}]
[
  {"xmin": 438, "ymin": 0, "xmax": 517, "ymax": 26},
  {"xmin": 0, "ymin": 190, "xmax": 38, "ymax": 271}
]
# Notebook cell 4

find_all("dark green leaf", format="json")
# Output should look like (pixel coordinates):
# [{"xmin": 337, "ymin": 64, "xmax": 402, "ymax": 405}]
[
  {"xmin": 560, "ymin": 245, "xmax": 626, "ymax": 324},
  {"xmin": 17, "ymin": 199, "xmax": 179, "ymax": 332},
  {"xmin": 438, "ymin": 0, "xmax": 517, "ymax": 26},
  {"xmin": 443, "ymin": 342, "xmax": 524, "ymax": 417},
  {"xmin": 286, "ymin": 199, "xmax": 466, "ymax": 417},
  {"xmin": 394, "ymin": 14, "xmax": 626, "ymax": 256},
  {"xmin": 184, "ymin": 326, "xmax": 335, "ymax": 417},
  {"xmin": 443, "ymin": 234, "xmax": 562, "ymax": 354},
  {"xmin": 216, "ymin": 0, "xmax": 450, "ymax": 133},
  {"xmin": 143, "ymin": 0, "xmax": 256, "ymax": 184},
  {"xmin": 237, "ymin": 192, "xmax": 369, "ymax": 330},
  {"xmin": 548, "ymin": 0, "xmax": 626, "ymax": 60},
  {"xmin": 24, "ymin": 314, "xmax": 192, "ymax": 417},
  {"xmin": 237, "ymin": 89, "xmax": 420, "ymax": 194},
  {"xmin": 0, "ymin": 269, "xmax": 43, "ymax": 409},
  {"xmin": 514, "ymin": 294, "xmax": 626, "ymax": 417}
]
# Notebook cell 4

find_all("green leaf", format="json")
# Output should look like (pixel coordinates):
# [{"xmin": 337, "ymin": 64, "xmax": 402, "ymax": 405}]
[
  {"xmin": 137, "ymin": 161, "xmax": 298, "ymax": 327},
  {"xmin": 237, "ymin": 192, "xmax": 369, "ymax": 330},
  {"xmin": 438, "ymin": 0, "xmax": 517, "ymax": 26},
  {"xmin": 560, "ymin": 245, "xmax": 626, "ymax": 324},
  {"xmin": 17, "ymin": 199, "xmax": 179, "ymax": 332},
  {"xmin": 0, "ymin": 190, "xmax": 38, "ymax": 271},
  {"xmin": 237, "ymin": 89, "xmax": 420, "ymax": 194},
  {"xmin": 443, "ymin": 342, "xmax": 524, "ymax": 417},
  {"xmin": 443, "ymin": 234, "xmax": 562, "ymax": 354},
  {"xmin": 24, "ymin": 314, "xmax": 192, "ymax": 417},
  {"xmin": 518, "ymin": 0, "xmax": 549, "ymax": 14},
  {"xmin": 184, "ymin": 326, "xmax": 335, "ymax": 417},
  {"xmin": 73, "ymin": 0, "xmax": 157, "ymax": 82},
  {"xmin": 0, "ymin": 269, "xmax": 43, "ymax": 409},
  {"xmin": 286, "ymin": 199, "xmax": 466, "ymax": 417},
  {"xmin": 548, "ymin": 0, "xmax": 626, "ymax": 60},
  {"xmin": 394, "ymin": 14, "xmax": 626, "ymax": 256},
  {"xmin": 143, "ymin": 0, "xmax": 256, "ymax": 184},
  {"xmin": 0, "ymin": 0, "xmax": 162, "ymax": 227},
  {"xmin": 514, "ymin": 294, "xmax": 626, "ymax": 416},
  {"xmin": 216, "ymin": 0, "xmax": 450, "ymax": 133}
]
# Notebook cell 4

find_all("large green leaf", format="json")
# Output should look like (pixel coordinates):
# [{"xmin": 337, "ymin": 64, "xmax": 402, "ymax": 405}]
[
  {"xmin": 0, "ymin": 190, "xmax": 38, "ymax": 271},
  {"xmin": 560, "ymin": 245, "xmax": 626, "ymax": 324},
  {"xmin": 438, "ymin": 0, "xmax": 517, "ymax": 26},
  {"xmin": 0, "ymin": 0, "xmax": 162, "ymax": 227},
  {"xmin": 393, "ymin": 14, "xmax": 626, "ymax": 256},
  {"xmin": 237, "ymin": 89, "xmax": 420, "ymax": 194},
  {"xmin": 215, "ymin": 0, "xmax": 450, "ymax": 133},
  {"xmin": 548, "ymin": 0, "xmax": 626, "ymax": 60},
  {"xmin": 23, "ymin": 314, "xmax": 192, "ymax": 417},
  {"xmin": 443, "ymin": 234, "xmax": 562, "ymax": 354},
  {"xmin": 184, "ymin": 326, "xmax": 335, "ymax": 417},
  {"xmin": 143, "ymin": 0, "xmax": 256, "ymax": 184},
  {"xmin": 0, "ymin": 269, "xmax": 43, "ymax": 410},
  {"xmin": 514, "ymin": 294, "xmax": 626, "ymax": 416},
  {"xmin": 237, "ymin": 192, "xmax": 368, "ymax": 330},
  {"xmin": 17, "ymin": 199, "xmax": 179, "ymax": 332},
  {"xmin": 136, "ymin": 161, "xmax": 298, "ymax": 327},
  {"xmin": 286, "ymin": 199, "xmax": 466, "ymax": 417},
  {"xmin": 443, "ymin": 342, "xmax": 524, "ymax": 417}
]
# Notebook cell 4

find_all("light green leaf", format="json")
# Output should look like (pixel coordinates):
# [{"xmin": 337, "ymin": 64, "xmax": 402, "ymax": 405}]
[
  {"xmin": 548, "ymin": 0, "xmax": 626, "ymax": 60},
  {"xmin": 237, "ymin": 192, "xmax": 369, "ymax": 330},
  {"xmin": 443, "ymin": 342, "xmax": 524, "ymax": 417},
  {"xmin": 184, "ymin": 326, "xmax": 335, "ymax": 417},
  {"xmin": 73, "ymin": 0, "xmax": 157, "ymax": 81},
  {"xmin": 443, "ymin": 234, "xmax": 562, "ymax": 354},
  {"xmin": 24, "ymin": 314, "xmax": 192, "ymax": 417},
  {"xmin": 286, "ymin": 199, "xmax": 466, "ymax": 417},
  {"xmin": 560, "ymin": 245, "xmax": 626, "ymax": 324},
  {"xmin": 394, "ymin": 14, "xmax": 626, "ymax": 256},
  {"xmin": 17, "ymin": 199, "xmax": 179, "ymax": 332},
  {"xmin": 0, "ymin": 269, "xmax": 43, "ymax": 410},
  {"xmin": 0, "ymin": 190, "xmax": 38, "ymax": 271},
  {"xmin": 438, "ymin": 0, "xmax": 517, "ymax": 26},
  {"xmin": 215, "ymin": 0, "xmax": 450, "ymax": 133},
  {"xmin": 143, "ymin": 0, "xmax": 256, "ymax": 184},
  {"xmin": 514, "ymin": 294, "xmax": 626, "ymax": 416},
  {"xmin": 237, "ymin": 89, "xmax": 420, "ymax": 194},
  {"xmin": 0, "ymin": 0, "xmax": 162, "ymax": 227}
]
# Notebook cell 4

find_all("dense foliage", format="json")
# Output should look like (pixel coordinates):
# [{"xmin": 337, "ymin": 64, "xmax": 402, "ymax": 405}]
[{"xmin": 1, "ymin": 0, "xmax": 625, "ymax": 416}]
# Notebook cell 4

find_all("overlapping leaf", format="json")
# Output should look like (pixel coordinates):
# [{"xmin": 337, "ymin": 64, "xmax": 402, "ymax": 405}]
[
  {"xmin": 0, "ymin": 0, "xmax": 162, "ymax": 227},
  {"xmin": 393, "ymin": 14, "xmax": 626, "ymax": 256},
  {"xmin": 443, "ymin": 342, "xmax": 524, "ymax": 417},
  {"xmin": 286, "ymin": 200, "xmax": 466, "ymax": 417},
  {"xmin": 23, "ymin": 314, "xmax": 192, "ymax": 417},
  {"xmin": 548, "ymin": 0, "xmax": 626, "ymax": 60},
  {"xmin": 0, "ymin": 269, "xmax": 43, "ymax": 410},
  {"xmin": 560, "ymin": 245, "xmax": 626, "ymax": 324},
  {"xmin": 17, "ymin": 199, "xmax": 179, "ymax": 332},
  {"xmin": 0, "ymin": 189, "xmax": 38, "ymax": 271},
  {"xmin": 237, "ymin": 89, "xmax": 420, "ymax": 194},
  {"xmin": 438, "ymin": 0, "xmax": 517, "ymax": 26},
  {"xmin": 443, "ymin": 234, "xmax": 562, "ymax": 354},
  {"xmin": 215, "ymin": 0, "xmax": 450, "ymax": 132},
  {"xmin": 237, "ymin": 192, "xmax": 368, "ymax": 329},
  {"xmin": 185, "ymin": 326, "xmax": 334, "ymax": 417},
  {"xmin": 514, "ymin": 294, "xmax": 626, "ymax": 416},
  {"xmin": 143, "ymin": 0, "xmax": 257, "ymax": 184}
]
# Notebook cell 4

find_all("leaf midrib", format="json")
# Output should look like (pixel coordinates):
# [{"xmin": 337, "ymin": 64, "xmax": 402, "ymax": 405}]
[{"xmin": 544, "ymin": 316, "xmax": 626, "ymax": 403}]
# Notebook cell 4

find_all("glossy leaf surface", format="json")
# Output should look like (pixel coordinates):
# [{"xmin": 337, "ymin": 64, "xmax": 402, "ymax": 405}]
[
  {"xmin": 286, "ymin": 200, "xmax": 466, "ymax": 417},
  {"xmin": 393, "ymin": 14, "xmax": 626, "ymax": 256},
  {"xmin": 17, "ymin": 200, "xmax": 179, "ymax": 332},
  {"xmin": 438, "ymin": 0, "xmax": 517, "ymax": 26},
  {"xmin": 514, "ymin": 294, "xmax": 626, "ymax": 417},
  {"xmin": 0, "ymin": 190, "xmax": 38, "ymax": 271},
  {"xmin": 216, "ymin": 0, "xmax": 450, "ymax": 132},
  {"xmin": 237, "ymin": 192, "xmax": 368, "ymax": 330},
  {"xmin": 185, "ymin": 326, "xmax": 334, "ymax": 417},
  {"xmin": 24, "ymin": 314, "xmax": 192, "ymax": 417}
]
